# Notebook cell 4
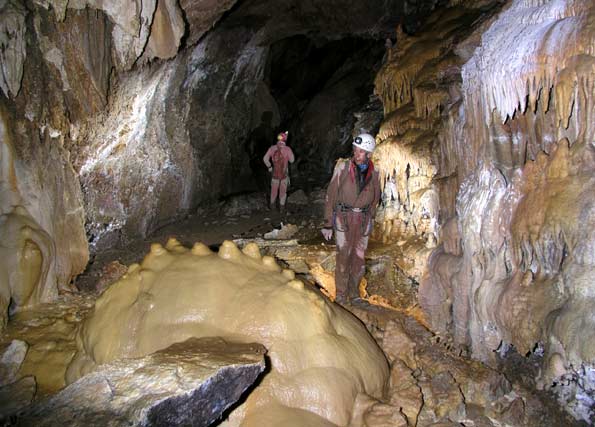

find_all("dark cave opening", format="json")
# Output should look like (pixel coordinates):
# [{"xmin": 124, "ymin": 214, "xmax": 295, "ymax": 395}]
[{"xmin": 244, "ymin": 35, "xmax": 386, "ymax": 195}]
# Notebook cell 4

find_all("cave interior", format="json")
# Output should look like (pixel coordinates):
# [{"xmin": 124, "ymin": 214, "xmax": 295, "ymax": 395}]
[{"xmin": 0, "ymin": 0, "xmax": 594, "ymax": 426}]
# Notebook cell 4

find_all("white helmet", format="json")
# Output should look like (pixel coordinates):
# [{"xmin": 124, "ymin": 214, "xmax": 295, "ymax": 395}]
[{"xmin": 353, "ymin": 133, "xmax": 376, "ymax": 152}]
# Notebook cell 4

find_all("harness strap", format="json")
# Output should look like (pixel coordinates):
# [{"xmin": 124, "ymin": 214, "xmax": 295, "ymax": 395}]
[{"xmin": 337, "ymin": 203, "xmax": 369, "ymax": 213}]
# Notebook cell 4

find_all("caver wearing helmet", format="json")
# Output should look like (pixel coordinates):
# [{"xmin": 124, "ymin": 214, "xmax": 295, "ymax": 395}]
[
  {"xmin": 263, "ymin": 130, "xmax": 294, "ymax": 213},
  {"xmin": 320, "ymin": 131, "xmax": 381, "ymax": 304},
  {"xmin": 277, "ymin": 131, "xmax": 289, "ymax": 143},
  {"xmin": 352, "ymin": 133, "xmax": 376, "ymax": 152}
]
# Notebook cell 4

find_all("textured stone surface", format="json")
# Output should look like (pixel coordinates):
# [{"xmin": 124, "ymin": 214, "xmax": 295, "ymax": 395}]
[
  {"xmin": 0, "ymin": 340, "xmax": 35, "ymax": 419},
  {"xmin": 0, "ymin": 375, "xmax": 36, "ymax": 419},
  {"xmin": 0, "ymin": 339, "xmax": 28, "ymax": 387},
  {"xmin": 0, "ymin": 1, "xmax": 27, "ymax": 99},
  {"xmin": 66, "ymin": 239, "xmax": 389, "ymax": 427},
  {"xmin": 374, "ymin": 0, "xmax": 595, "ymax": 422},
  {"xmin": 19, "ymin": 337, "xmax": 266, "ymax": 427}
]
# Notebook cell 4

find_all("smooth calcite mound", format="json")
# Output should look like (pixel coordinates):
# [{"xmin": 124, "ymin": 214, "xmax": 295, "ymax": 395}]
[{"xmin": 67, "ymin": 239, "xmax": 388, "ymax": 426}]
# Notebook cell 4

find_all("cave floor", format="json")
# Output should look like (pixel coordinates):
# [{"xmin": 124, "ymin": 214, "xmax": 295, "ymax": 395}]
[{"xmin": 1, "ymin": 195, "xmax": 586, "ymax": 426}]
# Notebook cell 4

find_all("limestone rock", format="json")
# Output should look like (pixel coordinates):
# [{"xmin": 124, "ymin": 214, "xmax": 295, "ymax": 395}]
[
  {"xmin": 287, "ymin": 189, "xmax": 309, "ymax": 205},
  {"xmin": 179, "ymin": 0, "xmax": 238, "ymax": 46},
  {"xmin": 0, "ymin": 340, "xmax": 28, "ymax": 387},
  {"xmin": 95, "ymin": 260, "xmax": 128, "ymax": 293},
  {"xmin": 143, "ymin": 0, "xmax": 185, "ymax": 61},
  {"xmin": 66, "ymin": 239, "xmax": 389, "ymax": 426},
  {"xmin": 19, "ymin": 337, "xmax": 266, "ymax": 427},
  {"xmin": 375, "ymin": 1, "xmax": 595, "ymax": 422},
  {"xmin": 0, "ymin": 206, "xmax": 57, "ymax": 329},
  {"xmin": 388, "ymin": 360, "xmax": 422, "ymax": 426},
  {"xmin": 382, "ymin": 320, "xmax": 417, "ymax": 368},
  {"xmin": 0, "ymin": 104, "xmax": 88, "ymax": 321},
  {"xmin": 0, "ymin": 0, "xmax": 27, "ymax": 98},
  {"xmin": 0, "ymin": 376, "xmax": 36, "ymax": 420},
  {"xmin": 264, "ymin": 222, "xmax": 298, "ymax": 240},
  {"xmin": 424, "ymin": 371, "xmax": 465, "ymax": 420}
]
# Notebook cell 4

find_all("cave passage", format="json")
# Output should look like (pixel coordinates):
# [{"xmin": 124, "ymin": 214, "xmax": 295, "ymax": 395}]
[{"xmin": 0, "ymin": 0, "xmax": 594, "ymax": 426}]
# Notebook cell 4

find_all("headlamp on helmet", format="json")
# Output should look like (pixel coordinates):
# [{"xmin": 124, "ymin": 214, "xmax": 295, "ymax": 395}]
[
  {"xmin": 353, "ymin": 133, "xmax": 376, "ymax": 152},
  {"xmin": 277, "ymin": 131, "xmax": 289, "ymax": 142}
]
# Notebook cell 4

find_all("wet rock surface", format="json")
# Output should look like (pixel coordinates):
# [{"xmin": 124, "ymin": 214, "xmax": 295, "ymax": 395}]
[{"xmin": 16, "ymin": 337, "xmax": 266, "ymax": 427}]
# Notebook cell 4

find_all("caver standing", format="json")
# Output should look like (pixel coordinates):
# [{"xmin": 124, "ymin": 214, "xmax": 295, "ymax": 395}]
[
  {"xmin": 321, "ymin": 133, "xmax": 381, "ymax": 303},
  {"xmin": 263, "ymin": 131, "xmax": 295, "ymax": 213}
]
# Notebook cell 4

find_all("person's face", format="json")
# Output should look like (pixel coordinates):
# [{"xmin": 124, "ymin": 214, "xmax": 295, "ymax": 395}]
[{"xmin": 353, "ymin": 146, "xmax": 369, "ymax": 165}]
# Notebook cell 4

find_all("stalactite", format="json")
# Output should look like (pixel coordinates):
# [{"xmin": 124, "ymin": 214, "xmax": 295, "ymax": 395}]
[{"xmin": 376, "ymin": 0, "xmax": 595, "ymax": 421}]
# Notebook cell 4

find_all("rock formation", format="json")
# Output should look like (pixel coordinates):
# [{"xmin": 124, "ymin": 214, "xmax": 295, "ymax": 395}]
[
  {"xmin": 375, "ymin": 0, "xmax": 595, "ymax": 421},
  {"xmin": 19, "ymin": 337, "xmax": 266, "ymax": 427},
  {"xmin": 1, "ymin": 0, "xmax": 594, "ymax": 422},
  {"xmin": 67, "ymin": 238, "xmax": 389, "ymax": 426}
]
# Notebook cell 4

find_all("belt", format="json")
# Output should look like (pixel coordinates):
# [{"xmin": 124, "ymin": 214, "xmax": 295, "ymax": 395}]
[{"xmin": 337, "ymin": 203, "xmax": 369, "ymax": 213}]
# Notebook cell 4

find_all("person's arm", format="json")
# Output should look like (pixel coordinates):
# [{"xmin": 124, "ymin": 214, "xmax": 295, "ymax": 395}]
[
  {"xmin": 323, "ymin": 160, "xmax": 344, "ymax": 228},
  {"xmin": 287, "ymin": 147, "xmax": 295, "ymax": 163},
  {"xmin": 263, "ymin": 147, "xmax": 272, "ymax": 169}
]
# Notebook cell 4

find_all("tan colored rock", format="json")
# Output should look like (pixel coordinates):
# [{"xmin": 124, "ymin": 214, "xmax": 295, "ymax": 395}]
[
  {"xmin": 351, "ymin": 393, "xmax": 407, "ymax": 427},
  {"xmin": 20, "ymin": 337, "xmax": 266, "ymax": 427},
  {"xmin": 143, "ymin": 0, "xmax": 185, "ymax": 61},
  {"xmin": 374, "ymin": 2, "xmax": 595, "ymax": 421},
  {"xmin": 179, "ymin": 0, "xmax": 238, "ymax": 46},
  {"xmin": 0, "ymin": 206, "xmax": 56, "ymax": 328},
  {"xmin": 67, "ymin": 239, "xmax": 389, "ymax": 426},
  {"xmin": 0, "ymin": 1, "xmax": 27, "ymax": 98},
  {"xmin": 422, "ymin": 371, "xmax": 465, "ymax": 420},
  {"xmin": 381, "ymin": 320, "xmax": 417, "ymax": 368},
  {"xmin": 388, "ymin": 360, "xmax": 422, "ymax": 426}
]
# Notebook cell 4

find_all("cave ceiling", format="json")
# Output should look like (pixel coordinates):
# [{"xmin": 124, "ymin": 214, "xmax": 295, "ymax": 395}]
[{"xmin": 181, "ymin": 0, "xmax": 442, "ymax": 47}]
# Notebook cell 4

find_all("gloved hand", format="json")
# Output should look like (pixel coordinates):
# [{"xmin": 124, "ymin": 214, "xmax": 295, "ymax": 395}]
[{"xmin": 321, "ymin": 228, "xmax": 333, "ymax": 241}]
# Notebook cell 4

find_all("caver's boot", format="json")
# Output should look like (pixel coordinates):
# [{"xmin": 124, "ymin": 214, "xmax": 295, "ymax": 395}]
[
  {"xmin": 347, "ymin": 277, "xmax": 360, "ymax": 301},
  {"xmin": 279, "ymin": 204, "xmax": 286, "ymax": 214},
  {"xmin": 334, "ymin": 291, "xmax": 348, "ymax": 305}
]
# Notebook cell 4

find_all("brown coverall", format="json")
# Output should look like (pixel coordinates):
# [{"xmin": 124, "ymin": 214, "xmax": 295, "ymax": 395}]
[{"xmin": 324, "ymin": 158, "xmax": 381, "ymax": 300}]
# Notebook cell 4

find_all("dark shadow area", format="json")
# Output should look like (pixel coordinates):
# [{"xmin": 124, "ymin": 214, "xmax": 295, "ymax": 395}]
[{"xmin": 263, "ymin": 35, "xmax": 385, "ymax": 192}]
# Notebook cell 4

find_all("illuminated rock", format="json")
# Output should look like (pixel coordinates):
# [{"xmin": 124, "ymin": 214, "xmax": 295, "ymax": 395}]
[
  {"xmin": 0, "ymin": 1, "xmax": 27, "ymax": 99},
  {"xmin": 0, "ymin": 340, "xmax": 36, "ymax": 419},
  {"xmin": 0, "ymin": 206, "xmax": 56, "ymax": 329},
  {"xmin": 67, "ymin": 239, "xmax": 389, "ymax": 426},
  {"xmin": 0, "ymin": 110, "xmax": 87, "ymax": 332},
  {"xmin": 0, "ymin": 339, "xmax": 28, "ymax": 387},
  {"xmin": 20, "ymin": 337, "xmax": 265, "ymax": 427},
  {"xmin": 375, "ymin": 1, "xmax": 595, "ymax": 422}
]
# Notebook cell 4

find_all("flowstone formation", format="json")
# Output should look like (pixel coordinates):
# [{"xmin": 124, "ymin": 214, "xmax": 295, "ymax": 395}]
[
  {"xmin": 0, "ymin": 106, "xmax": 86, "ymax": 332},
  {"xmin": 374, "ymin": 0, "xmax": 595, "ymax": 421},
  {"xmin": 67, "ymin": 238, "xmax": 389, "ymax": 426}
]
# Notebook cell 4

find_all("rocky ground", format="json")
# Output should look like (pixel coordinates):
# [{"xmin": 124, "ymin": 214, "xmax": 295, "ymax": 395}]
[{"xmin": 0, "ymin": 190, "xmax": 587, "ymax": 426}]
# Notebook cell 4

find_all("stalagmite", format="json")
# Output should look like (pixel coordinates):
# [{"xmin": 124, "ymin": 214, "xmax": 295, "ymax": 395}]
[{"xmin": 67, "ymin": 239, "xmax": 389, "ymax": 426}]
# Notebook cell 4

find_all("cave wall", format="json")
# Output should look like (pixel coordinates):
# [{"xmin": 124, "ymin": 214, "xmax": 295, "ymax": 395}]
[
  {"xmin": 375, "ymin": 0, "xmax": 595, "ymax": 420},
  {"xmin": 0, "ymin": 0, "xmax": 438, "ymax": 319},
  {"xmin": 78, "ymin": 24, "xmax": 269, "ymax": 250},
  {"xmin": 0, "ymin": 3, "xmax": 104, "ymax": 325}
]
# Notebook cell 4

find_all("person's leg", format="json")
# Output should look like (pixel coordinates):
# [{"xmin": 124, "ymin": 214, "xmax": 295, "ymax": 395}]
[
  {"xmin": 334, "ymin": 228, "xmax": 351, "ymax": 302},
  {"xmin": 279, "ymin": 178, "xmax": 288, "ymax": 212},
  {"xmin": 345, "ymin": 212, "xmax": 369, "ymax": 300},
  {"xmin": 348, "ymin": 232, "xmax": 369, "ymax": 299},
  {"xmin": 270, "ymin": 178, "xmax": 280, "ymax": 208}
]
